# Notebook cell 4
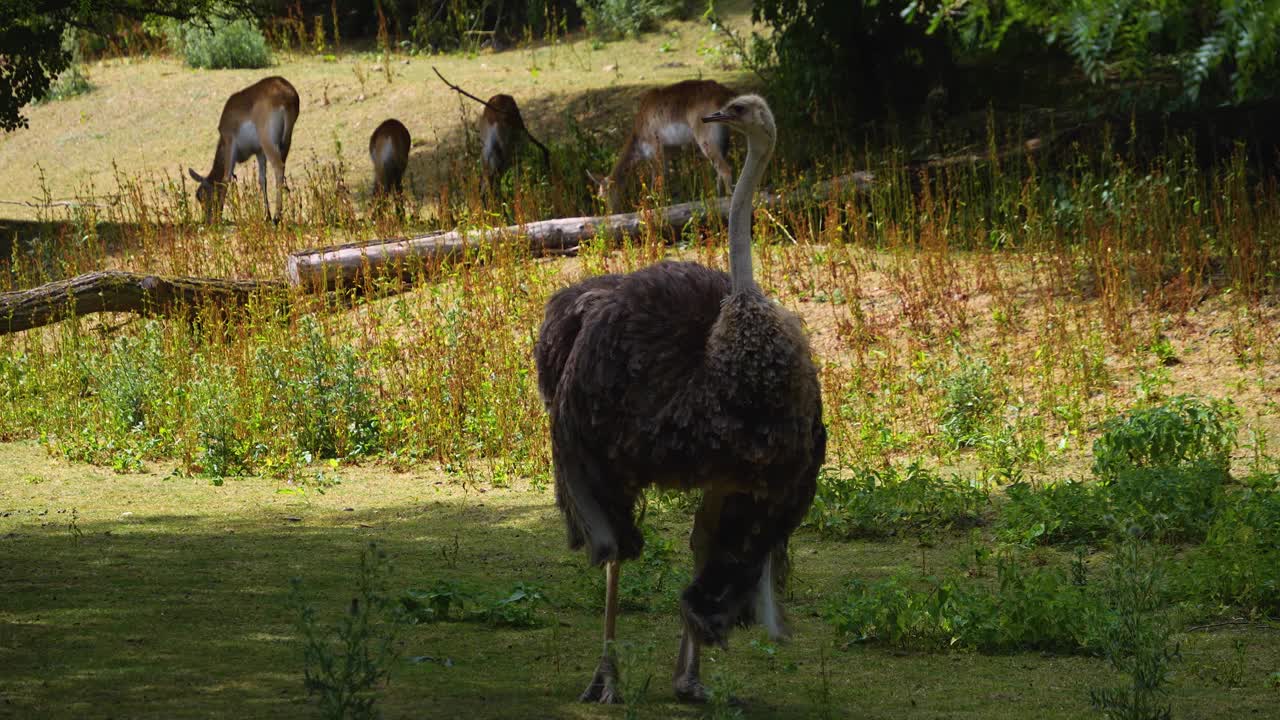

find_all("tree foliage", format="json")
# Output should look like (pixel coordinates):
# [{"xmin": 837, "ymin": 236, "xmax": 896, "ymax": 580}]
[
  {"xmin": 747, "ymin": 0, "xmax": 1280, "ymax": 121},
  {"xmin": 751, "ymin": 0, "xmax": 952, "ymax": 121},
  {"xmin": 928, "ymin": 0, "xmax": 1280, "ymax": 106},
  {"xmin": 0, "ymin": 0, "xmax": 263, "ymax": 131}
]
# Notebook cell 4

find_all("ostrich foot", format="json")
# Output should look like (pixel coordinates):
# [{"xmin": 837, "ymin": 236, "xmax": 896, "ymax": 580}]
[
  {"xmin": 673, "ymin": 675, "xmax": 709, "ymax": 703},
  {"xmin": 580, "ymin": 655, "xmax": 623, "ymax": 704}
]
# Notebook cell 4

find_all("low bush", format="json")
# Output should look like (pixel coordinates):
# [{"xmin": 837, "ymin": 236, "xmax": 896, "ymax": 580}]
[
  {"xmin": 806, "ymin": 462, "xmax": 989, "ymax": 539},
  {"xmin": 997, "ymin": 479, "xmax": 1110, "ymax": 546},
  {"xmin": 1092, "ymin": 396, "xmax": 1238, "ymax": 479},
  {"xmin": 165, "ymin": 16, "xmax": 271, "ymax": 70},
  {"xmin": 939, "ymin": 359, "xmax": 997, "ymax": 449},
  {"xmin": 578, "ymin": 0, "xmax": 687, "ymax": 39},
  {"xmin": 998, "ymin": 464, "xmax": 1227, "ymax": 546},
  {"xmin": 1175, "ymin": 480, "xmax": 1280, "ymax": 615},
  {"xmin": 825, "ymin": 555, "xmax": 1106, "ymax": 653}
]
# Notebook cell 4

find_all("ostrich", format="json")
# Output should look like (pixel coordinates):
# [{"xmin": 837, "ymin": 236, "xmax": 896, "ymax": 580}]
[{"xmin": 534, "ymin": 95, "xmax": 825, "ymax": 704}]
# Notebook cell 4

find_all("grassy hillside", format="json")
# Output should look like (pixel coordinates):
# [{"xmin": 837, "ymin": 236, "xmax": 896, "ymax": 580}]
[{"xmin": 0, "ymin": 8, "xmax": 752, "ymax": 220}]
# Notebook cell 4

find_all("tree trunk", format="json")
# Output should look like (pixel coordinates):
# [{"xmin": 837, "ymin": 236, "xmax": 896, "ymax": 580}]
[
  {"xmin": 0, "ymin": 271, "xmax": 286, "ymax": 335},
  {"xmin": 285, "ymin": 172, "xmax": 875, "ymax": 292}
]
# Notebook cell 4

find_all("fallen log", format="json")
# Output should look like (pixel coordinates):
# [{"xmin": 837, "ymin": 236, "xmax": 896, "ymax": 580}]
[
  {"xmin": 0, "ymin": 271, "xmax": 286, "ymax": 335},
  {"xmin": 2, "ymin": 172, "xmax": 879, "ymax": 334},
  {"xmin": 285, "ymin": 171, "xmax": 875, "ymax": 292}
]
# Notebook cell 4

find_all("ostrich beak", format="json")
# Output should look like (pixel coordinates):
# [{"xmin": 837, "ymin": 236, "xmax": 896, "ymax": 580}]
[{"xmin": 701, "ymin": 110, "xmax": 732, "ymax": 124}]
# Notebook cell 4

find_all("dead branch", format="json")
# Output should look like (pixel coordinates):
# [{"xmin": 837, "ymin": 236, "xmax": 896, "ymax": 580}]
[
  {"xmin": 0, "ymin": 271, "xmax": 287, "ymax": 335},
  {"xmin": 432, "ymin": 66, "xmax": 552, "ymax": 170}
]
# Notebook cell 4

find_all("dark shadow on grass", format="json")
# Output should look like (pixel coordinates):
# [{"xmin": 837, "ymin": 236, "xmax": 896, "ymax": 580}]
[{"xmin": 1, "ymin": 493, "xmax": 860, "ymax": 719}]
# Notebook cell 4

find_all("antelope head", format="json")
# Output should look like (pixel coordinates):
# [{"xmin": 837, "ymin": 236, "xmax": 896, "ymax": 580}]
[
  {"xmin": 586, "ymin": 170, "xmax": 619, "ymax": 212},
  {"xmin": 188, "ymin": 168, "xmax": 230, "ymax": 223}
]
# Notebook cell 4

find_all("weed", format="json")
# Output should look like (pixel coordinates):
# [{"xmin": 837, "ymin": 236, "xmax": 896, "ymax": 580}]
[
  {"xmin": 1093, "ymin": 396, "xmax": 1239, "ymax": 479},
  {"xmin": 939, "ymin": 358, "xmax": 997, "ymax": 449},
  {"xmin": 290, "ymin": 542, "xmax": 403, "ymax": 720},
  {"xmin": 1175, "ymin": 483, "xmax": 1280, "ymax": 614},
  {"xmin": 1088, "ymin": 534, "xmax": 1179, "ymax": 720},
  {"xmin": 998, "ymin": 463, "xmax": 1227, "ymax": 547},
  {"xmin": 806, "ymin": 462, "xmax": 989, "ymax": 539},
  {"xmin": 614, "ymin": 640, "xmax": 655, "ymax": 720},
  {"xmin": 401, "ymin": 581, "xmax": 550, "ymax": 628},
  {"xmin": 702, "ymin": 670, "xmax": 744, "ymax": 720},
  {"xmin": 620, "ymin": 524, "xmax": 688, "ymax": 611},
  {"xmin": 825, "ymin": 554, "xmax": 1107, "ymax": 653}
]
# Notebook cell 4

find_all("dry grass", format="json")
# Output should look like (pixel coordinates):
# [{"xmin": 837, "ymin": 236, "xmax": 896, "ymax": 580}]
[{"xmin": 0, "ymin": 10, "xmax": 754, "ymax": 218}]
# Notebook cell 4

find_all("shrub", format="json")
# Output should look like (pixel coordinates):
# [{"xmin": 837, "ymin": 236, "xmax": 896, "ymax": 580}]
[
  {"xmin": 997, "ymin": 480, "xmax": 1111, "ymax": 546},
  {"xmin": 38, "ymin": 29, "xmax": 92, "ymax": 103},
  {"xmin": 1089, "ymin": 536, "xmax": 1179, "ymax": 720},
  {"xmin": 1092, "ymin": 396, "xmax": 1238, "ymax": 479},
  {"xmin": 255, "ymin": 315, "xmax": 380, "ymax": 460},
  {"xmin": 166, "ymin": 16, "xmax": 271, "ymax": 70},
  {"xmin": 939, "ymin": 359, "xmax": 997, "ymax": 449},
  {"xmin": 578, "ymin": 0, "xmax": 686, "ymax": 39},
  {"xmin": 1176, "ymin": 483, "xmax": 1280, "ymax": 614},
  {"xmin": 825, "ymin": 556, "xmax": 1106, "ymax": 653},
  {"xmin": 1107, "ymin": 464, "xmax": 1226, "ymax": 543},
  {"xmin": 998, "ymin": 464, "xmax": 1227, "ymax": 546},
  {"xmin": 806, "ymin": 462, "xmax": 989, "ymax": 539},
  {"xmin": 290, "ymin": 543, "xmax": 402, "ymax": 720}
]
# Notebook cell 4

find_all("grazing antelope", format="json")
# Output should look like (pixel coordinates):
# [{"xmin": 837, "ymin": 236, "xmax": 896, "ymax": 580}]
[
  {"xmin": 431, "ymin": 68, "xmax": 551, "ymax": 199},
  {"xmin": 590, "ymin": 79, "xmax": 736, "ymax": 213},
  {"xmin": 188, "ymin": 76, "xmax": 300, "ymax": 223},
  {"xmin": 479, "ymin": 93, "xmax": 550, "ymax": 196},
  {"xmin": 369, "ymin": 118, "xmax": 411, "ymax": 198}
]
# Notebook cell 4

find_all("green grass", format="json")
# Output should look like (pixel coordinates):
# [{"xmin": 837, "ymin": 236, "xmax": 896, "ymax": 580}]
[{"xmin": 3, "ymin": 441, "xmax": 1279, "ymax": 718}]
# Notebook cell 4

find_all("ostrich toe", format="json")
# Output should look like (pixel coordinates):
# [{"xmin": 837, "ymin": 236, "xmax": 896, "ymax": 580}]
[
  {"xmin": 673, "ymin": 675, "xmax": 709, "ymax": 703},
  {"xmin": 580, "ymin": 655, "xmax": 623, "ymax": 704}
]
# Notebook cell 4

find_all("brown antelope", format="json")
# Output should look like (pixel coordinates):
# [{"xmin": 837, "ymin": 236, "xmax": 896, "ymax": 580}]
[
  {"xmin": 188, "ymin": 76, "xmax": 300, "ymax": 223},
  {"xmin": 369, "ymin": 118, "xmax": 411, "ymax": 198},
  {"xmin": 431, "ymin": 68, "xmax": 551, "ymax": 199},
  {"xmin": 479, "ymin": 93, "xmax": 550, "ymax": 196},
  {"xmin": 590, "ymin": 79, "xmax": 736, "ymax": 213}
]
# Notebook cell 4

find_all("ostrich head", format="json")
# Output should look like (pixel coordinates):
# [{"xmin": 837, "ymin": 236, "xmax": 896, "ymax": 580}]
[{"xmin": 700, "ymin": 94, "xmax": 776, "ymax": 147}]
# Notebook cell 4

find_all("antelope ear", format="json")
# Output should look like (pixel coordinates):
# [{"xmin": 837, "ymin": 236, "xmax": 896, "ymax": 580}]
[{"xmin": 188, "ymin": 168, "xmax": 205, "ymax": 183}]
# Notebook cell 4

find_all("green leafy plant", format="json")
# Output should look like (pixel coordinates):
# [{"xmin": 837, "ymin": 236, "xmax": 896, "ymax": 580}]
[
  {"xmin": 290, "ymin": 542, "xmax": 403, "ymax": 720},
  {"xmin": 578, "ymin": 0, "xmax": 686, "ymax": 39},
  {"xmin": 999, "ymin": 464, "xmax": 1227, "ymax": 546},
  {"xmin": 1092, "ymin": 396, "xmax": 1238, "ymax": 479},
  {"xmin": 806, "ymin": 462, "xmax": 989, "ymax": 539},
  {"xmin": 165, "ymin": 15, "xmax": 271, "ymax": 69},
  {"xmin": 940, "ymin": 359, "xmax": 997, "ymax": 449},
  {"xmin": 825, "ymin": 554, "xmax": 1107, "ymax": 653},
  {"xmin": 401, "ymin": 581, "xmax": 550, "ymax": 628},
  {"xmin": 40, "ymin": 29, "xmax": 91, "ymax": 102},
  {"xmin": 620, "ymin": 524, "xmax": 689, "ymax": 611},
  {"xmin": 1089, "ymin": 533, "xmax": 1179, "ymax": 720},
  {"xmin": 1175, "ymin": 482, "xmax": 1280, "ymax": 614}
]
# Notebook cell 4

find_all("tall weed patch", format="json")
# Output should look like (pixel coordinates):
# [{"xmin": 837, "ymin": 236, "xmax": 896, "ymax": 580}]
[{"xmin": 805, "ymin": 462, "xmax": 989, "ymax": 539}]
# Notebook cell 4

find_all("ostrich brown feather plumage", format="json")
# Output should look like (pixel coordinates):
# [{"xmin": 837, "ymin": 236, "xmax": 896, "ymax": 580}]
[{"xmin": 533, "ymin": 94, "xmax": 825, "ymax": 705}]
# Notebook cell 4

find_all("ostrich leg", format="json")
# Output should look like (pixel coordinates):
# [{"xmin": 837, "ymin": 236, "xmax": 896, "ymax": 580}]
[
  {"xmin": 674, "ymin": 491, "xmax": 724, "ymax": 702},
  {"xmin": 580, "ymin": 559, "xmax": 623, "ymax": 703}
]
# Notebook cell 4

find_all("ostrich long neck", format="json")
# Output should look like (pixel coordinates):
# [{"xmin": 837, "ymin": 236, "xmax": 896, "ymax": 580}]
[{"xmin": 727, "ymin": 132, "xmax": 772, "ymax": 294}]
